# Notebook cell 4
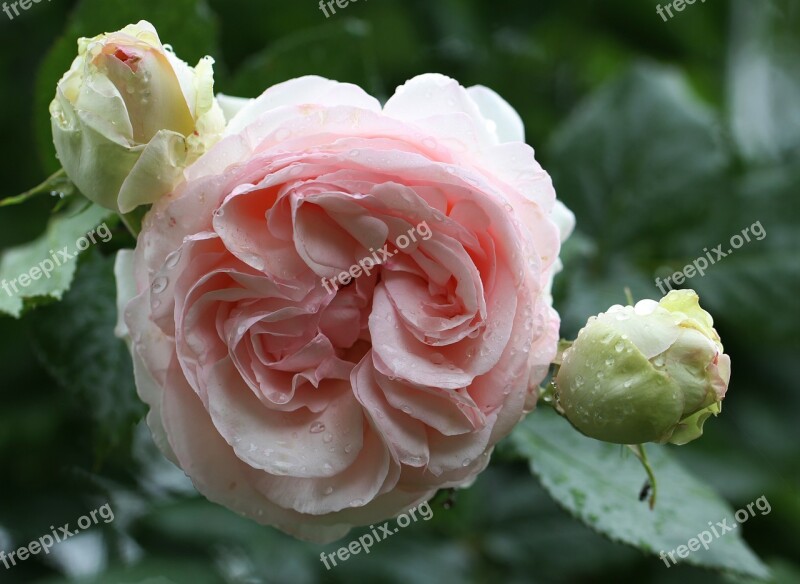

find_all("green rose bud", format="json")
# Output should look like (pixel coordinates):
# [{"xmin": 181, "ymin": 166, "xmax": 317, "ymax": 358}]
[
  {"xmin": 49, "ymin": 20, "xmax": 226, "ymax": 213},
  {"xmin": 555, "ymin": 289, "xmax": 730, "ymax": 445}
]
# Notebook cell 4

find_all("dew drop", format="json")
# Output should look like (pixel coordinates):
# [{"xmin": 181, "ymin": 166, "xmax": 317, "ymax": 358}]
[
  {"xmin": 323, "ymin": 433, "xmax": 333, "ymax": 444},
  {"xmin": 430, "ymin": 352, "xmax": 445, "ymax": 365},
  {"xmin": 323, "ymin": 486, "xmax": 334, "ymax": 495},
  {"xmin": 151, "ymin": 276, "xmax": 168, "ymax": 294},
  {"xmin": 310, "ymin": 422, "xmax": 325, "ymax": 434},
  {"xmin": 462, "ymin": 457, "xmax": 472, "ymax": 467},
  {"xmin": 165, "ymin": 249, "xmax": 182, "ymax": 269},
  {"xmin": 614, "ymin": 342, "xmax": 625, "ymax": 353}
]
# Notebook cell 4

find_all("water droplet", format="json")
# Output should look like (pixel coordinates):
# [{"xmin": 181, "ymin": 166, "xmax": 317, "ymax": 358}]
[
  {"xmin": 151, "ymin": 276, "xmax": 168, "ymax": 294},
  {"xmin": 270, "ymin": 391, "xmax": 288, "ymax": 404},
  {"xmin": 310, "ymin": 422, "xmax": 325, "ymax": 434},
  {"xmin": 653, "ymin": 355, "xmax": 665, "ymax": 367},
  {"xmin": 349, "ymin": 149, "xmax": 359, "ymax": 157},
  {"xmin": 574, "ymin": 375, "xmax": 584, "ymax": 388},
  {"xmin": 323, "ymin": 463, "xmax": 333, "ymax": 473},
  {"xmin": 165, "ymin": 249, "xmax": 182, "ymax": 268},
  {"xmin": 323, "ymin": 486, "xmax": 334, "ymax": 495},
  {"xmin": 401, "ymin": 405, "xmax": 413, "ymax": 415},
  {"xmin": 468, "ymin": 328, "xmax": 481, "ymax": 339},
  {"xmin": 624, "ymin": 380, "xmax": 633, "ymax": 388},
  {"xmin": 462, "ymin": 457, "xmax": 472, "ymax": 467},
  {"xmin": 350, "ymin": 499, "xmax": 364, "ymax": 507},
  {"xmin": 344, "ymin": 444, "xmax": 353, "ymax": 454},
  {"xmin": 323, "ymin": 433, "xmax": 333, "ymax": 444},
  {"xmin": 615, "ymin": 342, "xmax": 625, "ymax": 353},
  {"xmin": 152, "ymin": 298, "xmax": 162, "ymax": 309},
  {"xmin": 605, "ymin": 358, "xmax": 614, "ymax": 367},
  {"xmin": 430, "ymin": 352, "xmax": 445, "ymax": 365}
]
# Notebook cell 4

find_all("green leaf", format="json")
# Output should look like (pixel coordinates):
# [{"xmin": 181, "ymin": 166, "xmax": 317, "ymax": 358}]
[
  {"xmin": 510, "ymin": 407, "xmax": 770, "ymax": 580},
  {"xmin": 547, "ymin": 63, "xmax": 730, "ymax": 256},
  {"xmin": 26, "ymin": 250, "xmax": 144, "ymax": 458},
  {"xmin": 34, "ymin": 0, "xmax": 219, "ymax": 172},
  {"xmin": 728, "ymin": 0, "xmax": 800, "ymax": 163},
  {"xmin": 0, "ymin": 203, "xmax": 112, "ymax": 317}
]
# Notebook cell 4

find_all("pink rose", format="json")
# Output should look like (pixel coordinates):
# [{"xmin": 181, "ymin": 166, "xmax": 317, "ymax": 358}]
[{"xmin": 116, "ymin": 74, "xmax": 573, "ymax": 542}]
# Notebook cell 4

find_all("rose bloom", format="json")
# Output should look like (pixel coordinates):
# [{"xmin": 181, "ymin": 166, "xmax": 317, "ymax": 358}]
[{"xmin": 116, "ymin": 74, "xmax": 573, "ymax": 542}]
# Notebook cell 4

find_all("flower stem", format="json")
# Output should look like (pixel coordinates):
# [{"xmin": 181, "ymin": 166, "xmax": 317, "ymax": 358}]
[{"xmin": 629, "ymin": 444, "xmax": 658, "ymax": 510}]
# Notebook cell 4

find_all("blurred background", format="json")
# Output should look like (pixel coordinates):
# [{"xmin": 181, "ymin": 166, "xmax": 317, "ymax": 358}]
[{"xmin": 0, "ymin": 0, "xmax": 798, "ymax": 582}]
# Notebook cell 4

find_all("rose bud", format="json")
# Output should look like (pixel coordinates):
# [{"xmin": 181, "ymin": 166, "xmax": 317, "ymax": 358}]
[
  {"xmin": 555, "ymin": 289, "xmax": 730, "ymax": 445},
  {"xmin": 49, "ymin": 20, "xmax": 225, "ymax": 213}
]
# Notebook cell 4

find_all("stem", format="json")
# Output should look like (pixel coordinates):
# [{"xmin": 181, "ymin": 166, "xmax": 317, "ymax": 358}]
[
  {"xmin": 629, "ymin": 444, "xmax": 658, "ymax": 510},
  {"xmin": 1, "ymin": 169, "xmax": 71, "ymax": 207}
]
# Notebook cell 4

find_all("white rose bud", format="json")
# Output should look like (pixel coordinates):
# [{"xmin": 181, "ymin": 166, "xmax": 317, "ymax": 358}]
[
  {"xmin": 49, "ymin": 20, "xmax": 226, "ymax": 213},
  {"xmin": 555, "ymin": 289, "xmax": 731, "ymax": 445}
]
